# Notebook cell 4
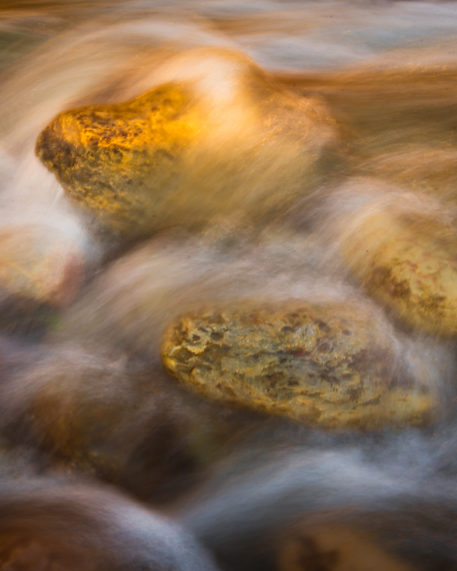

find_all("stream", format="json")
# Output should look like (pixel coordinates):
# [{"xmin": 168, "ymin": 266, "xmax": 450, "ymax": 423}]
[{"xmin": 1, "ymin": 1, "xmax": 457, "ymax": 570}]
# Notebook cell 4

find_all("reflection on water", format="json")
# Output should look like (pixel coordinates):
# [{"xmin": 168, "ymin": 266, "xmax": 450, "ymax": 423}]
[{"xmin": 1, "ymin": 1, "xmax": 457, "ymax": 569}]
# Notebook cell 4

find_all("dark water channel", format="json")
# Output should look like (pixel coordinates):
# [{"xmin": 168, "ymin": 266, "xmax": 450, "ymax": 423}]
[{"xmin": 1, "ymin": 1, "xmax": 457, "ymax": 570}]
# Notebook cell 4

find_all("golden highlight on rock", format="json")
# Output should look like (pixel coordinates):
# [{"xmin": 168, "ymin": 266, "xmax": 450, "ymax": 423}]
[
  {"xmin": 36, "ymin": 85, "xmax": 199, "ymax": 237},
  {"xmin": 35, "ymin": 49, "xmax": 337, "ymax": 239}
]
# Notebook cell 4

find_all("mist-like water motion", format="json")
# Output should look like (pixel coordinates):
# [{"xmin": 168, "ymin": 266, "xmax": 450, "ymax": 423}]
[
  {"xmin": 0, "ymin": 475, "xmax": 219, "ymax": 570},
  {"xmin": 1, "ymin": 1, "xmax": 457, "ymax": 569}
]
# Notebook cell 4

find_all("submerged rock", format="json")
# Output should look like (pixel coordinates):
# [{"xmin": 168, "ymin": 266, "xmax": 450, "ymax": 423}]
[
  {"xmin": 0, "ymin": 345, "xmax": 194, "ymax": 499},
  {"xmin": 0, "ymin": 342, "xmax": 262, "ymax": 499},
  {"xmin": 35, "ymin": 48, "xmax": 337, "ymax": 239},
  {"xmin": 161, "ymin": 301, "xmax": 436, "ymax": 429},
  {"xmin": 0, "ymin": 223, "xmax": 82, "ymax": 308},
  {"xmin": 278, "ymin": 524, "xmax": 413, "ymax": 571},
  {"xmin": 339, "ymin": 187, "xmax": 457, "ymax": 337},
  {"xmin": 0, "ymin": 479, "xmax": 219, "ymax": 571}
]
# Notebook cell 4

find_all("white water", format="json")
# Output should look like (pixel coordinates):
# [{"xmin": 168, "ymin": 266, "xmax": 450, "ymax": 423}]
[{"xmin": 1, "ymin": 2, "xmax": 457, "ymax": 570}]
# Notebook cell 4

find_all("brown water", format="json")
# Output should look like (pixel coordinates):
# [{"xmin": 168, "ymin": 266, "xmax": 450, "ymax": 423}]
[{"xmin": 1, "ymin": 1, "xmax": 457, "ymax": 570}]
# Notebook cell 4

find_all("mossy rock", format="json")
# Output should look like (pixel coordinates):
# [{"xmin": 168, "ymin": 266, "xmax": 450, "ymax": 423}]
[{"xmin": 161, "ymin": 301, "xmax": 436, "ymax": 429}]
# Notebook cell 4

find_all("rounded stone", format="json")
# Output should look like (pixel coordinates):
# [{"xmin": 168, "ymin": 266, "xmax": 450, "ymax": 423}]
[
  {"xmin": 161, "ymin": 301, "xmax": 436, "ymax": 429},
  {"xmin": 0, "ymin": 342, "xmax": 263, "ymax": 498},
  {"xmin": 0, "ymin": 345, "xmax": 193, "ymax": 499},
  {"xmin": 35, "ymin": 48, "xmax": 337, "ymax": 239},
  {"xmin": 339, "ymin": 190, "xmax": 457, "ymax": 337}
]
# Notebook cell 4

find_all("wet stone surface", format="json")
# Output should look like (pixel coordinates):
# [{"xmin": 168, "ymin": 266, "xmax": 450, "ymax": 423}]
[
  {"xmin": 3, "ymin": 7, "xmax": 457, "ymax": 568},
  {"xmin": 36, "ymin": 84, "xmax": 199, "ymax": 239},
  {"xmin": 339, "ymin": 191, "xmax": 457, "ymax": 337},
  {"xmin": 35, "ymin": 48, "xmax": 337, "ymax": 240},
  {"xmin": 161, "ymin": 301, "xmax": 436, "ymax": 429}
]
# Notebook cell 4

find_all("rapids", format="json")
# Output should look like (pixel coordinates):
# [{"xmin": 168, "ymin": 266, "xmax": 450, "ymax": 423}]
[{"xmin": 1, "ymin": 1, "xmax": 457, "ymax": 570}]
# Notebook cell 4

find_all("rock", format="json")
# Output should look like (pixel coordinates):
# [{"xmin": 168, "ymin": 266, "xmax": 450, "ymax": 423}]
[
  {"xmin": 278, "ymin": 524, "xmax": 413, "ymax": 571},
  {"xmin": 161, "ymin": 300, "xmax": 436, "ymax": 429},
  {"xmin": 35, "ymin": 48, "xmax": 337, "ymax": 239},
  {"xmin": 0, "ymin": 223, "xmax": 83, "ymax": 308},
  {"xmin": 0, "ymin": 342, "xmax": 262, "ymax": 498},
  {"xmin": 36, "ymin": 84, "xmax": 199, "ymax": 238},
  {"xmin": 0, "ymin": 344, "xmax": 195, "ymax": 499},
  {"xmin": 338, "ymin": 185, "xmax": 457, "ymax": 336}
]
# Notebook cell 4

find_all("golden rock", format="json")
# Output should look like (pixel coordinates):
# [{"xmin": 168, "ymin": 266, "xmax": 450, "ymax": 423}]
[
  {"xmin": 35, "ymin": 49, "xmax": 337, "ymax": 239},
  {"xmin": 340, "ymin": 190, "xmax": 457, "ymax": 336},
  {"xmin": 161, "ymin": 301, "xmax": 435, "ymax": 429},
  {"xmin": 36, "ymin": 85, "xmax": 199, "ymax": 238}
]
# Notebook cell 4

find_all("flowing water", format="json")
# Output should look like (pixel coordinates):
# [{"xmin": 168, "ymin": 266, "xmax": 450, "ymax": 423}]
[{"xmin": 1, "ymin": 1, "xmax": 457, "ymax": 569}]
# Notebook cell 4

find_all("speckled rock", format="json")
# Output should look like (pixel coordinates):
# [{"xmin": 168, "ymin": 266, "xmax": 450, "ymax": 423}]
[
  {"xmin": 161, "ymin": 301, "xmax": 436, "ymax": 429},
  {"xmin": 35, "ymin": 48, "xmax": 337, "ymax": 239},
  {"xmin": 339, "ymin": 189, "xmax": 457, "ymax": 337},
  {"xmin": 36, "ymin": 84, "xmax": 199, "ymax": 238}
]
